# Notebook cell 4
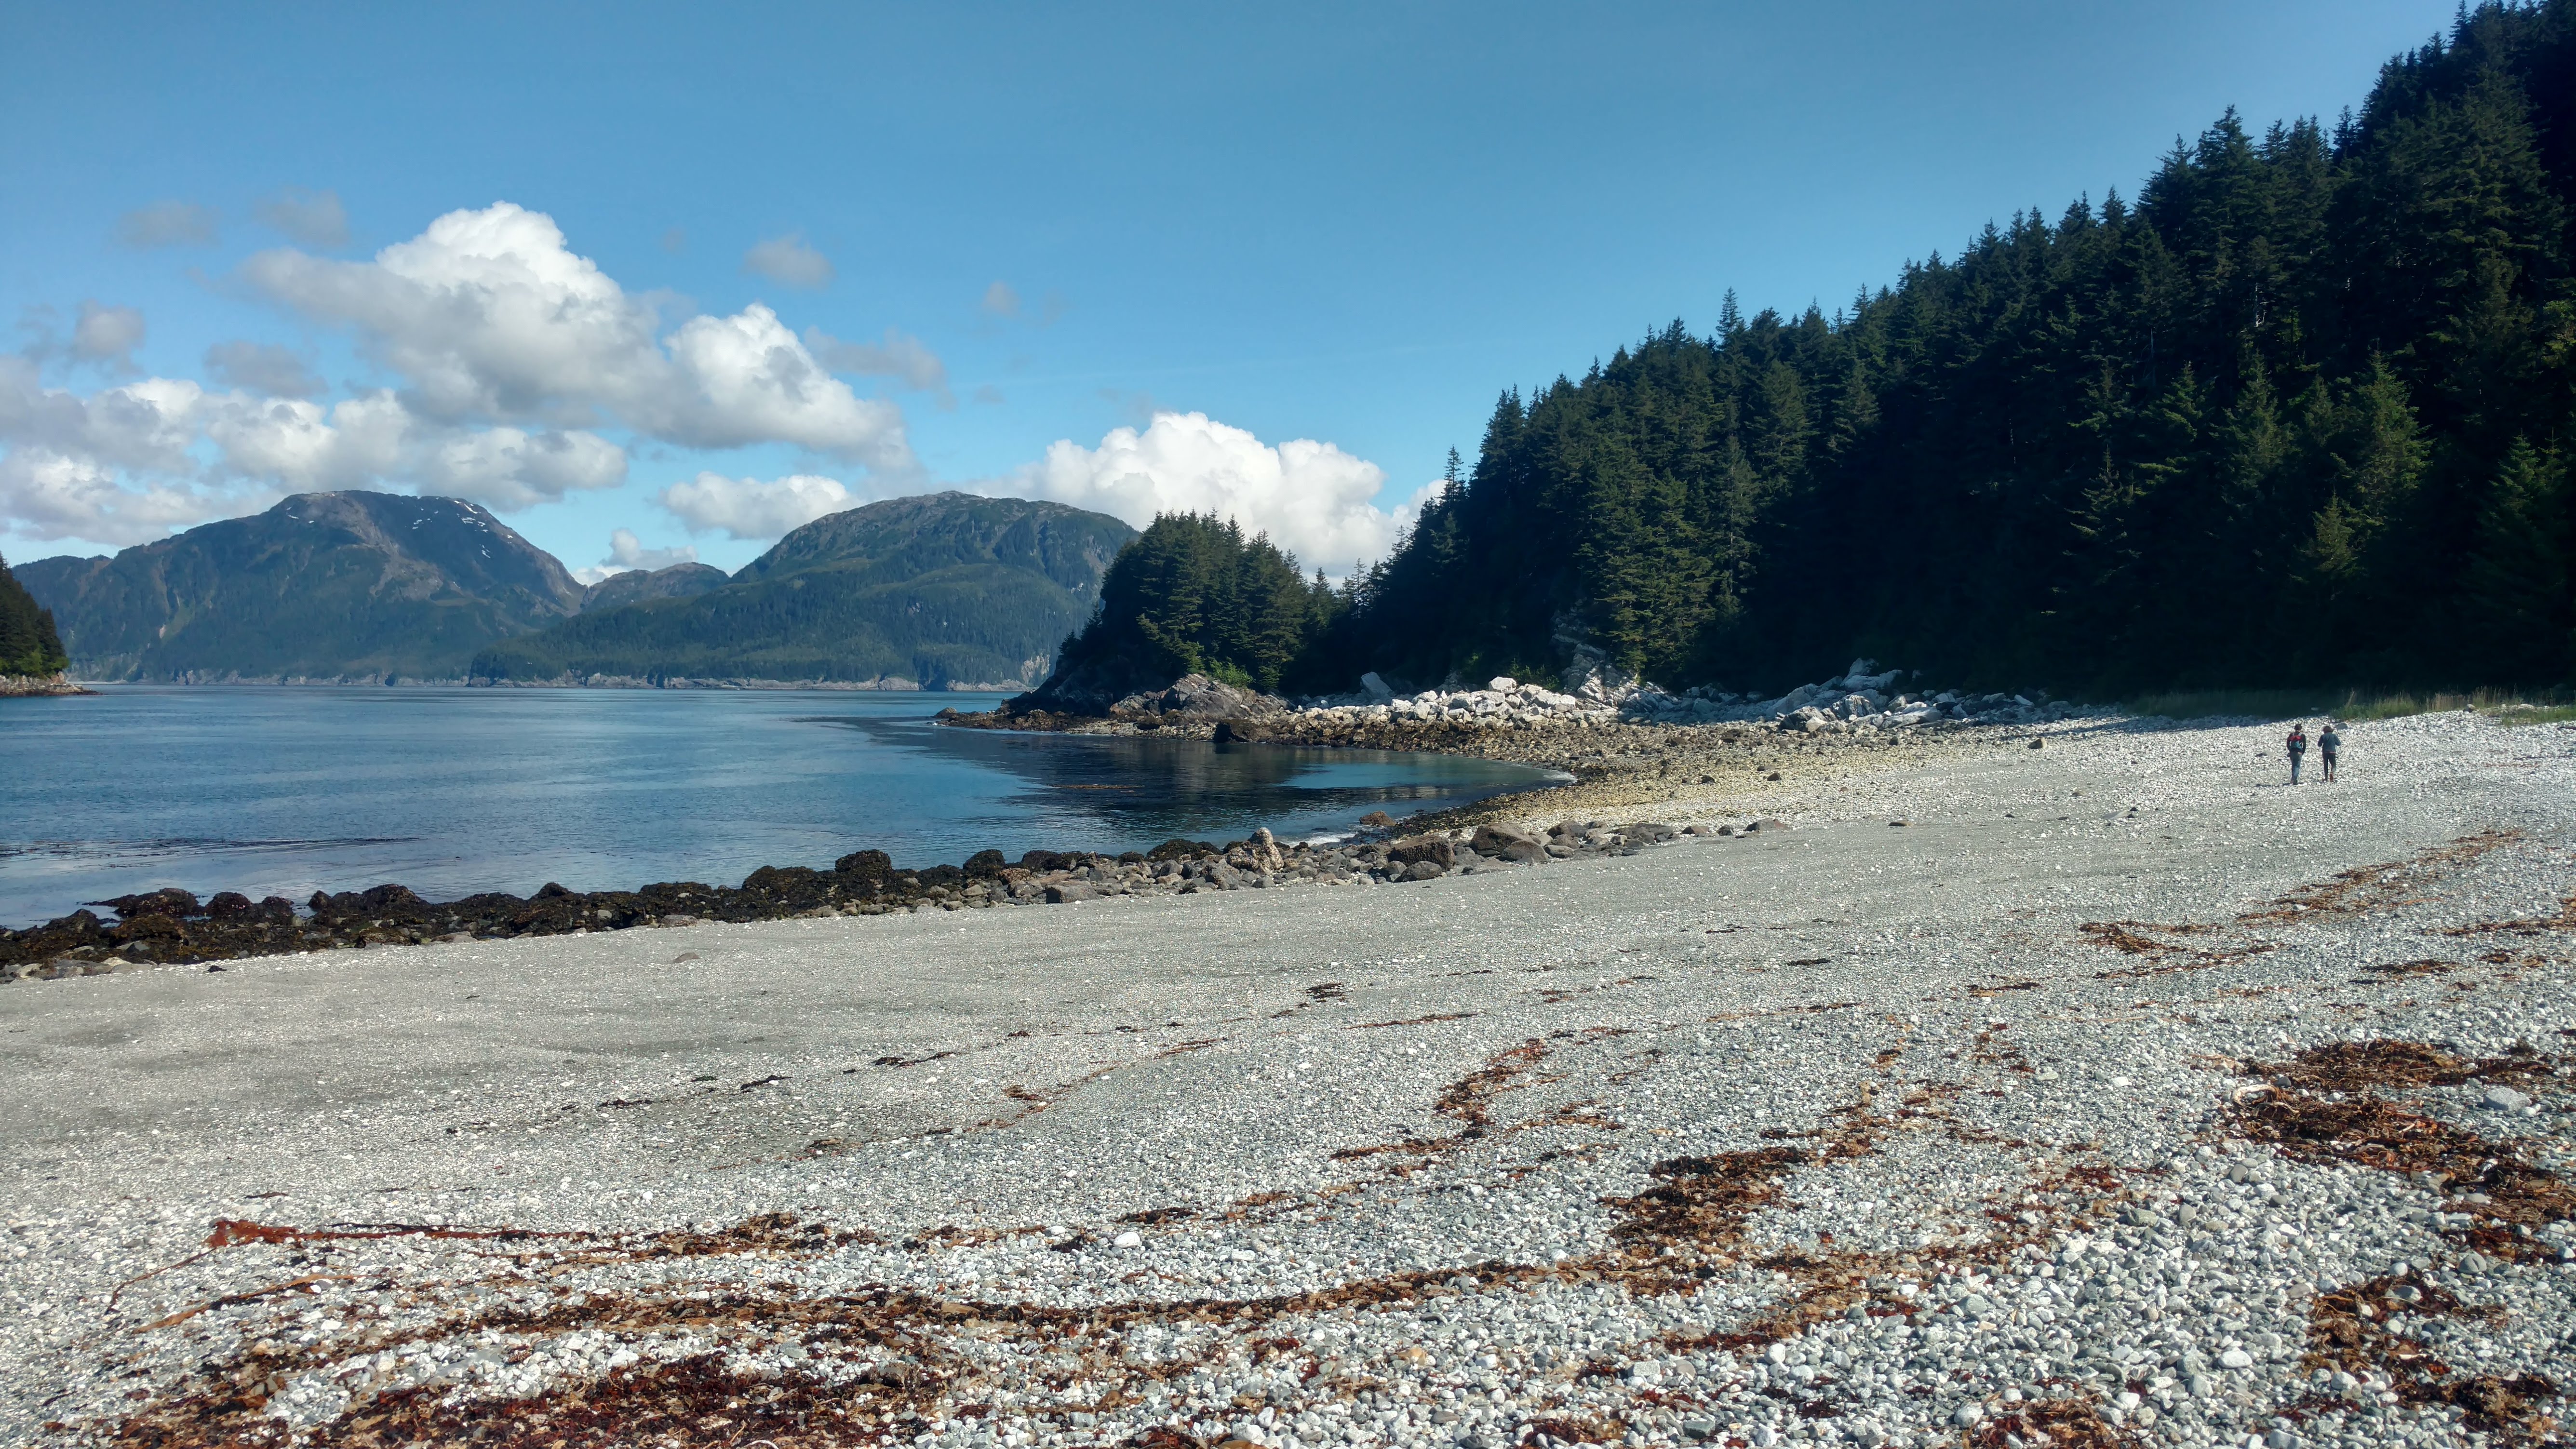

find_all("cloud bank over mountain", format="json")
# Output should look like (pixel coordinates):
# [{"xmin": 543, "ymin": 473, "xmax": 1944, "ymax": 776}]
[
  {"xmin": 657, "ymin": 471, "xmax": 853, "ymax": 539},
  {"xmin": 1, "ymin": 202, "xmax": 922, "ymax": 549},
  {"xmin": 5, "ymin": 202, "xmax": 1417, "ymax": 573}
]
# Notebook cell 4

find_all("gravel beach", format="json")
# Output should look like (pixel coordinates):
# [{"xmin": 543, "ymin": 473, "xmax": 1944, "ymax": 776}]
[{"xmin": 6, "ymin": 709, "xmax": 2573, "ymax": 1449}]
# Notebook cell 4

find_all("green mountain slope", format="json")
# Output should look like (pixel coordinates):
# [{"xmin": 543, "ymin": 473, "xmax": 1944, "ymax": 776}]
[
  {"xmin": 16, "ymin": 493, "xmax": 582, "ymax": 682},
  {"xmin": 471, "ymin": 493, "xmax": 1136, "ymax": 687},
  {"xmin": 1314, "ymin": 1, "xmax": 2576, "ymax": 694},
  {"xmin": 580, "ymin": 562, "xmax": 729, "ymax": 612},
  {"xmin": 0, "ymin": 553, "xmax": 69, "ymax": 677}
]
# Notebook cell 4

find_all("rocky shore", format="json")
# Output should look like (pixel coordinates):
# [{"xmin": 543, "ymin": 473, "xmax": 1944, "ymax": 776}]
[
  {"xmin": 0, "ymin": 814, "xmax": 1798, "ymax": 981},
  {"xmin": 470, "ymin": 675, "xmax": 1027, "ymax": 691},
  {"xmin": 5, "ymin": 662, "xmax": 2032, "ymax": 980},
  {"xmin": 3, "ymin": 707, "xmax": 2571, "ymax": 1449},
  {"xmin": 945, "ymin": 662, "xmax": 2080, "ymax": 791},
  {"xmin": 0, "ymin": 671, "xmax": 93, "ymax": 697}
]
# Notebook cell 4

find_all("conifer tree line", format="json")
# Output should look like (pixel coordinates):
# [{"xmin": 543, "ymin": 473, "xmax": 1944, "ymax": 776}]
[
  {"xmin": 1048, "ymin": 514, "xmax": 1340, "ymax": 694},
  {"xmin": 1339, "ymin": 2, "xmax": 2576, "ymax": 694},
  {"xmin": 1058, "ymin": 4, "xmax": 2572, "ymax": 700},
  {"xmin": 0, "ymin": 555, "xmax": 70, "ymax": 678}
]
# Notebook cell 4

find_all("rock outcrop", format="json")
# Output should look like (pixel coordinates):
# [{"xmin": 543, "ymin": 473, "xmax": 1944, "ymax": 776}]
[
  {"xmin": 0, "ymin": 672, "xmax": 89, "ymax": 697},
  {"xmin": 1289, "ymin": 659, "xmax": 2086, "ymax": 736}
]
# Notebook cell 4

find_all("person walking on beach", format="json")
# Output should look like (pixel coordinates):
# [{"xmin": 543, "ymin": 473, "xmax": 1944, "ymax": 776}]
[
  {"xmin": 2319, "ymin": 723, "xmax": 2341, "ymax": 782},
  {"xmin": 2286, "ymin": 724, "xmax": 2308, "ymax": 785}
]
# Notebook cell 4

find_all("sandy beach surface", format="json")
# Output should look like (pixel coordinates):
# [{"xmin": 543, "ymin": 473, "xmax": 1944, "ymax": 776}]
[{"xmin": 6, "ymin": 710, "xmax": 2573, "ymax": 1448}]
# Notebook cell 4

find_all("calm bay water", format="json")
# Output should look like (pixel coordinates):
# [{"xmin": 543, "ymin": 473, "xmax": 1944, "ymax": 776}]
[{"xmin": 0, "ymin": 686, "xmax": 1556, "ymax": 927}]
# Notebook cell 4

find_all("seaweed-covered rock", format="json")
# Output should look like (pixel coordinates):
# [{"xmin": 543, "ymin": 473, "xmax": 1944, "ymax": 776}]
[
  {"xmin": 93, "ymin": 888, "xmax": 204, "ymax": 919},
  {"xmin": 835, "ymin": 849, "xmax": 894, "ymax": 880},
  {"xmin": 309, "ymin": 883, "xmax": 435, "ymax": 922}
]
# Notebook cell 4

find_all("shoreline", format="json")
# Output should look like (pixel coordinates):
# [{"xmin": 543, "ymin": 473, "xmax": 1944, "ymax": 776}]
[
  {"xmin": 6, "ymin": 706, "xmax": 2568, "ymax": 1448},
  {"xmin": 0, "ymin": 671, "xmax": 92, "ymax": 697},
  {"xmin": 1, "ymin": 698, "xmax": 2002, "ymax": 977},
  {"xmin": 24, "ymin": 676, "xmax": 1030, "ymax": 690}
]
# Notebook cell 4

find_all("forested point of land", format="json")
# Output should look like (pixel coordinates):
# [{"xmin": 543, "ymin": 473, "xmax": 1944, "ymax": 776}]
[
  {"xmin": 0, "ymin": 554, "xmax": 71, "ymax": 678},
  {"xmin": 1029, "ymin": 513, "xmax": 1339, "ymax": 707},
  {"xmin": 1074, "ymin": 3, "xmax": 2576, "ymax": 701}
]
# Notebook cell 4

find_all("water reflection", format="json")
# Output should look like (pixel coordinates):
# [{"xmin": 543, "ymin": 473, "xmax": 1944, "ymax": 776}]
[
  {"xmin": 0, "ymin": 688, "xmax": 1557, "ymax": 925},
  {"xmin": 833, "ymin": 715, "xmax": 1557, "ymax": 845}
]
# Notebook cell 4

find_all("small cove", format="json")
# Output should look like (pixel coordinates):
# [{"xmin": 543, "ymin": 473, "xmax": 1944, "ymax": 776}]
[{"xmin": 0, "ymin": 686, "xmax": 1557, "ymax": 926}]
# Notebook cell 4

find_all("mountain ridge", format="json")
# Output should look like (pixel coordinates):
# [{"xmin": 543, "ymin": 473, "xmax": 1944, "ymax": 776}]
[
  {"xmin": 17, "ymin": 493, "xmax": 583, "ymax": 683},
  {"xmin": 469, "ymin": 493, "xmax": 1136, "ymax": 688}
]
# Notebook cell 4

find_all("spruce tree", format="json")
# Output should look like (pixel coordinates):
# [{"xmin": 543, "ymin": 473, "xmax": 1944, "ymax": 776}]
[
  {"xmin": 2462, "ymin": 438, "xmax": 2573, "ymax": 682},
  {"xmin": 0, "ymin": 553, "xmax": 69, "ymax": 677}
]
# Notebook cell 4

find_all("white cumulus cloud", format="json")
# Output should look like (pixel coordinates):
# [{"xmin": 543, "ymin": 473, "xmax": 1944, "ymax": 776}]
[
  {"xmin": 240, "ymin": 202, "xmax": 912, "ymax": 470},
  {"xmin": 985, "ymin": 411, "xmax": 1429, "ymax": 572},
  {"xmin": 71, "ymin": 302, "xmax": 147, "ymax": 370},
  {"xmin": 575, "ymin": 528, "xmax": 700, "ymax": 585},
  {"xmin": 413, "ymin": 426, "xmax": 628, "ymax": 510},
  {"xmin": 0, "ymin": 356, "xmax": 629, "ymax": 547},
  {"xmin": 743, "ymin": 231, "xmax": 834, "ymax": 290},
  {"xmin": 0, "ymin": 447, "xmax": 249, "ymax": 547},
  {"xmin": 656, "ymin": 471, "xmax": 850, "ymax": 540},
  {"xmin": 6, "ymin": 201, "xmax": 939, "ymax": 550},
  {"xmin": 611, "ymin": 527, "xmax": 698, "ymax": 570}
]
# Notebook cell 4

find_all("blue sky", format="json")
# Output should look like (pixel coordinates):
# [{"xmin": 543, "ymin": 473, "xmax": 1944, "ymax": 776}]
[{"xmin": 1, "ymin": 1, "xmax": 2464, "ymax": 578}]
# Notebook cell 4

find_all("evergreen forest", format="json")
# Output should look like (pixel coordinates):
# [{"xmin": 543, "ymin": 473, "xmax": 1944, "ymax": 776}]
[
  {"xmin": 0, "ymin": 555, "xmax": 69, "ymax": 678},
  {"xmin": 1094, "ymin": 3, "xmax": 2576, "ymax": 700},
  {"xmin": 1038, "ymin": 514, "xmax": 1341, "ymax": 702}
]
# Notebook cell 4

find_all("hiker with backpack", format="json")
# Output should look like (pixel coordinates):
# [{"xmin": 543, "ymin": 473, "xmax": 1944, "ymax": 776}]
[{"xmin": 2286, "ymin": 724, "xmax": 2308, "ymax": 785}]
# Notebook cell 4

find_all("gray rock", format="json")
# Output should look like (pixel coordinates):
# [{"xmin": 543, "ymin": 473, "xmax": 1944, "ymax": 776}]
[
  {"xmin": 1389, "ymin": 835, "xmax": 1456, "ymax": 870},
  {"xmin": 1115, "ymin": 673, "xmax": 1291, "ymax": 721},
  {"xmin": 1471, "ymin": 824, "xmax": 1547, "ymax": 863},
  {"xmin": 2482, "ymin": 1085, "xmax": 2534, "ymax": 1112}
]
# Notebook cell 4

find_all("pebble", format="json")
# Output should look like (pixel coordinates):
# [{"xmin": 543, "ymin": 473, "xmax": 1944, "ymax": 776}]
[{"xmin": 4, "ymin": 709, "xmax": 2571, "ymax": 1449}]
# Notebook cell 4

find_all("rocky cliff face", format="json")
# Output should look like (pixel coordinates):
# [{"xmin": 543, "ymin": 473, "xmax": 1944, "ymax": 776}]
[{"xmin": 16, "ymin": 492, "xmax": 583, "ymax": 682}]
